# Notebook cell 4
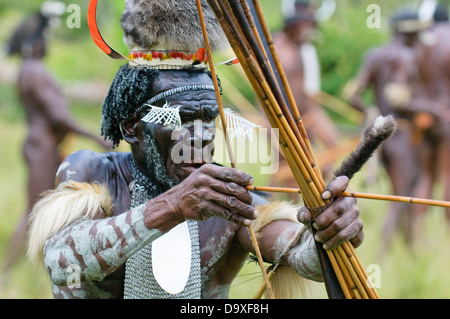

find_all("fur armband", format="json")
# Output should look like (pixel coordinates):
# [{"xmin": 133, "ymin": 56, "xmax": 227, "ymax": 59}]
[
  {"xmin": 253, "ymin": 201, "xmax": 326, "ymax": 299},
  {"xmin": 252, "ymin": 201, "xmax": 303, "ymax": 235},
  {"xmin": 27, "ymin": 181, "xmax": 113, "ymax": 264}
]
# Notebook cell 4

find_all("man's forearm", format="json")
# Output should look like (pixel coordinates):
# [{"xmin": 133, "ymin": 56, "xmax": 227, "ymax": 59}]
[
  {"xmin": 286, "ymin": 230, "xmax": 323, "ymax": 282},
  {"xmin": 44, "ymin": 204, "xmax": 163, "ymax": 286}
]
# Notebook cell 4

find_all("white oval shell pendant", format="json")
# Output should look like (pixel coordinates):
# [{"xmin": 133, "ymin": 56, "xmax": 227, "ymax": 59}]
[{"xmin": 152, "ymin": 221, "xmax": 192, "ymax": 294}]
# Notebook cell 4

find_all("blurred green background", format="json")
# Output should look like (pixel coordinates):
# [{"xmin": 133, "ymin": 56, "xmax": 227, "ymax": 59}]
[{"xmin": 1, "ymin": 0, "xmax": 450, "ymax": 299}]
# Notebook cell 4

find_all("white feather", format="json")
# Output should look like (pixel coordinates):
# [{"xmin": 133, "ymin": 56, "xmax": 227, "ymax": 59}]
[
  {"xmin": 219, "ymin": 108, "xmax": 260, "ymax": 144},
  {"xmin": 141, "ymin": 102, "xmax": 182, "ymax": 128}
]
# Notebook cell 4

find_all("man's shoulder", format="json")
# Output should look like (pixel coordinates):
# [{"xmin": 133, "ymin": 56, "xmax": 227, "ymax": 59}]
[{"xmin": 56, "ymin": 150, "xmax": 130, "ymax": 184}]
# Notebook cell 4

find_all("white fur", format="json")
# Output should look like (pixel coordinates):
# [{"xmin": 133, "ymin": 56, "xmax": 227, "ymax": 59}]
[
  {"xmin": 253, "ymin": 202, "xmax": 326, "ymax": 299},
  {"xmin": 369, "ymin": 115, "xmax": 396, "ymax": 138},
  {"xmin": 27, "ymin": 181, "xmax": 112, "ymax": 265}
]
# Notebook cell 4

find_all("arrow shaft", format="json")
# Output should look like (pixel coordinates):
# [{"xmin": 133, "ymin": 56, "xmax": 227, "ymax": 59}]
[{"xmin": 246, "ymin": 185, "xmax": 450, "ymax": 208}]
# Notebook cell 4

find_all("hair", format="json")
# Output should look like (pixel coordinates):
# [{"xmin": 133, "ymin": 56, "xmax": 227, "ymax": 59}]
[
  {"xmin": 390, "ymin": 8, "xmax": 420, "ymax": 32},
  {"xmin": 101, "ymin": 65, "xmax": 159, "ymax": 147},
  {"xmin": 101, "ymin": 65, "xmax": 217, "ymax": 147},
  {"xmin": 5, "ymin": 12, "xmax": 49, "ymax": 58}
]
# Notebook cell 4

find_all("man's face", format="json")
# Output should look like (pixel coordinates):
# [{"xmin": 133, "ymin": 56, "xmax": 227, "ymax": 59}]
[
  {"xmin": 286, "ymin": 19, "xmax": 316, "ymax": 45},
  {"xmin": 138, "ymin": 71, "xmax": 219, "ymax": 186}
]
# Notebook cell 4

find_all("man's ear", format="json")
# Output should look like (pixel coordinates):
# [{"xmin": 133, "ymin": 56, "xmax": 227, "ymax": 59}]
[{"xmin": 120, "ymin": 115, "xmax": 141, "ymax": 145}]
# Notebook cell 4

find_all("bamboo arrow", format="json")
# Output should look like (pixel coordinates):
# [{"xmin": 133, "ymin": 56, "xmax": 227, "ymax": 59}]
[
  {"xmin": 196, "ymin": 0, "xmax": 275, "ymax": 299},
  {"xmin": 246, "ymin": 186, "xmax": 450, "ymax": 209},
  {"xmin": 206, "ymin": 0, "xmax": 383, "ymax": 299}
]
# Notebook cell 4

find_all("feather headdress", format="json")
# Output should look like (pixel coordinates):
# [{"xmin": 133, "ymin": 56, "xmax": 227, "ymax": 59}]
[
  {"xmin": 88, "ymin": 0, "xmax": 229, "ymax": 68},
  {"xmin": 121, "ymin": 0, "xmax": 228, "ymax": 53}
]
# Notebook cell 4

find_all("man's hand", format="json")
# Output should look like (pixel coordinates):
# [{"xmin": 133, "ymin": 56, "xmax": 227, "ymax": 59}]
[
  {"xmin": 297, "ymin": 176, "xmax": 364, "ymax": 250},
  {"xmin": 168, "ymin": 164, "xmax": 257, "ymax": 227}
]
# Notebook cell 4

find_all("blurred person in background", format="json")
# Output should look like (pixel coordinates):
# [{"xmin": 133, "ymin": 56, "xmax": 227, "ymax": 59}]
[
  {"xmin": 350, "ymin": 6, "xmax": 449, "ymax": 254},
  {"xmin": 1, "ymin": 2, "xmax": 111, "ymax": 285},
  {"xmin": 410, "ymin": 2, "xmax": 450, "ymax": 239},
  {"xmin": 272, "ymin": 0, "xmax": 339, "ymax": 197}
]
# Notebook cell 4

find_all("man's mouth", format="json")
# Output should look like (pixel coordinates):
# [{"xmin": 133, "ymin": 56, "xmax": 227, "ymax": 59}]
[{"xmin": 169, "ymin": 143, "xmax": 214, "ymax": 181}]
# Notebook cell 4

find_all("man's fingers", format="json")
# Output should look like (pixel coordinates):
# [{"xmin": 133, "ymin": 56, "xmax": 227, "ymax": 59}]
[
  {"xmin": 297, "ymin": 176, "xmax": 364, "ymax": 250},
  {"xmin": 206, "ymin": 190, "xmax": 257, "ymax": 221},
  {"xmin": 199, "ymin": 164, "xmax": 254, "ymax": 186},
  {"xmin": 297, "ymin": 206, "xmax": 312, "ymax": 226},
  {"xmin": 322, "ymin": 175, "xmax": 350, "ymax": 200},
  {"xmin": 313, "ymin": 197, "xmax": 356, "ymax": 230},
  {"xmin": 206, "ymin": 201, "xmax": 254, "ymax": 227},
  {"xmin": 318, "ymin": 219, "xmax": 364, "ymax": 250},
  {"xmin": 312, "ymin": 199, "xmax": 362, "ymax": 250},
  {"xmin": 350, "ymin": 229, "xmax": 364, "ymax": 249},
  {"xmin": 179, "ymin": 165, "xmax": 257, "ymax": 225},
  {"xmin": 210, "ymin": 180, "xmax": 254, "ymax": 205}
]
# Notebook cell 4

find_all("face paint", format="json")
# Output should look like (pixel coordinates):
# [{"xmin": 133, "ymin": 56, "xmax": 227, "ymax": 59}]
[
  {"xmin": 142, "ymin": 125, "xmax": 176, "ymax": 191},
  {"xmin": 141, "ymin": 102, "xmax": 182, "ymax": 128},
  {"xmin": 141, "ymin": 117, "xmax": 218, "ymax": 186}
]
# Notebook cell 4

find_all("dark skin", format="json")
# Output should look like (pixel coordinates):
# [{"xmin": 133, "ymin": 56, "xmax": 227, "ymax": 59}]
[
  {"xmin": 52, "ymin": 70, "xmax": 363, "ymax": 298},
  {"xmin": 406, "ymin": 22, "xmax": 450, "ymax": 235},
  {"xmin": 350, "ymin": 26, "xmax": 449, "ymax": 252},
  {"xmin": 273, "ymin": 19, "xmax": 338, "ymax": 149},
  {"xmin": 351, "ymin": 30, "xmax": 421, "ymax": 253},
  {"xmin": 1, "ymin": 37, "xmax": 112, "ymax": 282}
]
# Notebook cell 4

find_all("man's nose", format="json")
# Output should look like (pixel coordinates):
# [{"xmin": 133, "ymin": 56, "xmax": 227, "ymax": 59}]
[{"xmin": 187, "ymin": 120, "xmax": 215, "ymax": 148}]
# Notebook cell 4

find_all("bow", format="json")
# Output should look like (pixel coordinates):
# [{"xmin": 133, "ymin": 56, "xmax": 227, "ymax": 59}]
[
  {"xmin": 195, "ymin": 0, "xmax": 450, "ymax": 298},
  {"xmin": 202, "ymin": 0, "xmax": 380, "ymax": 299}
]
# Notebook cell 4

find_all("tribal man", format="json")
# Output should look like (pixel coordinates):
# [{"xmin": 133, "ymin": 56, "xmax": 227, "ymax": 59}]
[
  {"xmin": 274, "ymin": 1, "xmax": 339, "ymax": 152},
  {"xmin": 350, "ymin": 8, "xmax": 446, "ymax": 253},
  {"xmin": 27, "ymin": 0, "xmax": 363, "ymax": 299},
  {"xmin": 407, "ymin": 12, "xmax": 450, "ymax": 238},
  {"xmin": 272, "ymin": 1, "xmax": 339, "ymax": 194}
]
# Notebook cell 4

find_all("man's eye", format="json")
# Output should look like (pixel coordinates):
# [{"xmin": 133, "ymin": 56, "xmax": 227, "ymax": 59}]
[
  {"xmin": 203, "ymin": 115, "xmax": 216, "ymax": 122},
  {"xmin": 180, "ymin": 116, "xmax": 194, "ymax": 124}
]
